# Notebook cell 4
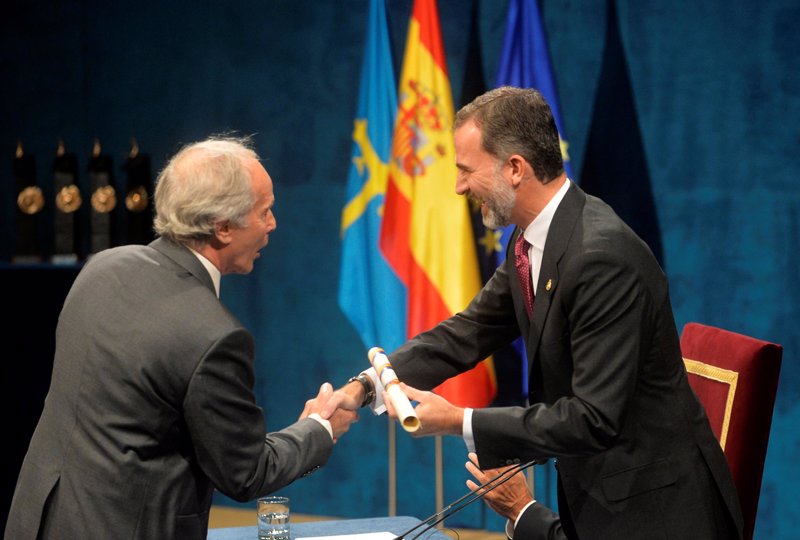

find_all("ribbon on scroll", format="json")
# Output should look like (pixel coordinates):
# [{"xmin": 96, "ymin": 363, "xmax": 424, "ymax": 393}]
[{"xmin": 368, "ymin": 347, "xmax": 420, "ymax": 433}]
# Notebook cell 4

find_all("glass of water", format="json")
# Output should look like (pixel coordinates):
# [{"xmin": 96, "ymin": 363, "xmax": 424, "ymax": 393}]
[{"xmin": 257, "ymin": 496, "xmax": 290, "ymax": 540}]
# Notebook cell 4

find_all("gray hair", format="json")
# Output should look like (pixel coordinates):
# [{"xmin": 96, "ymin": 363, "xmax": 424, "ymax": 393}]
[
  {"xmin": 153, "ymin": 135, "xmax": 258, "ymax": 247},
  {"xmin": 454, "ymin": 86, "xmax": 564, "ymax": 183}
]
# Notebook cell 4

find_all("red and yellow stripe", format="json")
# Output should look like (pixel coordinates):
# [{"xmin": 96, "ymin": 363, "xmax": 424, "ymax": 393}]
[{"xmin": 380, "ymin": 0, "xmax": 496, "ymax": 408}]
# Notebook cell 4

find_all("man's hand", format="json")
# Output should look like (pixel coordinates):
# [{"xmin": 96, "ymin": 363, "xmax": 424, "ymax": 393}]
[
  {"xmin": 300, "ymin": 382, "xmax": 359, "ymax": 442},
  {"xmin": 328, "ymin": 407, "xmax": 358, "ymax": 441},
  {"xmin": 319, "ymin": 379, "xmax": 365, "ymax": 419},
  {"xmin": 385, "ymin": 382, "xmax": 463, "ymax": 437},
  {"xmin": 465, "ymin": 452, "xmax": 533, "ymax": 522}
]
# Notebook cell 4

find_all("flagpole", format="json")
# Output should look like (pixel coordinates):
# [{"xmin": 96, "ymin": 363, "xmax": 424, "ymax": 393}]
[
  {"xmin": 435, "ymin": 435, "xmax": 443, "ymax": 526},
  {"xmin": 389, "ymin": 419, "xmax": 397, "ymax": 516}
]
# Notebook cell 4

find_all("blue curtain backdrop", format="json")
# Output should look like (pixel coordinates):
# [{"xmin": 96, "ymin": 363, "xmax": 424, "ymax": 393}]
[{"xmin": 1, "ymin": 1, "xmax": 798, "ymax": 538}]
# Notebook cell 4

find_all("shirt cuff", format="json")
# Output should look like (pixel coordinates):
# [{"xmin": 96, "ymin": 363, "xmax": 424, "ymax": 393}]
[
  {"xmin": 364, "ymin": 368, "xmax": 386, "ymax": 415},
  {"xmin": 462, "ymin": 407, "xmax": 475, "ymax": 452},
  {"xmin": 307, "ymin": 413, "xmax": 333, "ymax": 440}
]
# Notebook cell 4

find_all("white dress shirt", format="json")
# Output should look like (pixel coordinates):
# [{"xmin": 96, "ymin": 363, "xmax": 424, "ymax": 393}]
[
  {"xmin": 462, "ymin": 178, "xmax": 572, "ymax": 449},
  {"xmin": 366, "ymin": 179, "xmax": 573, "ymax": 453},
  {"xmin": 189, "ymin": 248, "xmax": 221, "ymax": 298}
]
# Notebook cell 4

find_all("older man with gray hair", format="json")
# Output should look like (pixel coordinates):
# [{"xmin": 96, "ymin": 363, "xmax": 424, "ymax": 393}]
[{"xmin": 5, "ymin": 136, "xmax": 357, "ymax": 540}]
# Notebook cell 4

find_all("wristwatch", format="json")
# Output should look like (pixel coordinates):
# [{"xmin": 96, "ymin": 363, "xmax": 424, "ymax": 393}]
[{"xmin": 347, "ymin": 373, "xmax": 376, "ymax": 408}]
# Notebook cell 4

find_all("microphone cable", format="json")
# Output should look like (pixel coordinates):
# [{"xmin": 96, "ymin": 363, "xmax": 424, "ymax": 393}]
[{"xmin": 392, "ymin": 459, "xmax": 537, "ymax": 540}]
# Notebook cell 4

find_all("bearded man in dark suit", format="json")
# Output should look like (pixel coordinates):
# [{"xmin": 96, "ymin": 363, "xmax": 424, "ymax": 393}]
[{"xmin": 326, "ymin": 87, "xmax": 742, "ymax": 540}]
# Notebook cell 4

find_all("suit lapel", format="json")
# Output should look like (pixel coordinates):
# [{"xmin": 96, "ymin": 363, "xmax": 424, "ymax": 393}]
[{"xmin": 527, "ymin": 184, "xmax": 585, "ymax": 368}]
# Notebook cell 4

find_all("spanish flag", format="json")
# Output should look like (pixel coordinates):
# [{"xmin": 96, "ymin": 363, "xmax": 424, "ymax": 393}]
[{"xmin": 380, "ymin": 0, "xmax": 496, "ymax": 408}]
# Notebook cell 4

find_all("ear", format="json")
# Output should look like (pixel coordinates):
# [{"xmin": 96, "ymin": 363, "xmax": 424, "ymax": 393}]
[
  {"xmin": 506, "ymin": 154, "xmax": 529, "ymax": 188},
  {"xmin": 214, "ymin": 220, "xmax": 234, "ymax": 246}
]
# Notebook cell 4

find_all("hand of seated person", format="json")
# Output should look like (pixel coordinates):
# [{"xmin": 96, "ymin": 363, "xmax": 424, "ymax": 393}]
[{"xmin": 465, "ymin": 452, "xmax": 534, "ymax": 522}]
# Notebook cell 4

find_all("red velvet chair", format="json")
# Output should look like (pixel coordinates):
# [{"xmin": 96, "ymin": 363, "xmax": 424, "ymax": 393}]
[{"xmin": 680, "ymin": 322, "xmax": 782, "ymax": 540}]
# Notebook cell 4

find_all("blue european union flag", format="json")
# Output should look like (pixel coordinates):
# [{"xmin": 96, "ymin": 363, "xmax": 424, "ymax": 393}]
[
  {"xmin": 496, "ymin": 0, "xmax": 573, "ymax": 179},
  {"xmin": 494, "ymin": 0, "xmax": 570, "ymax": 510},
  {"xmin": 494, "ymin": 0, "xmax": 574, "ymax": 398}
]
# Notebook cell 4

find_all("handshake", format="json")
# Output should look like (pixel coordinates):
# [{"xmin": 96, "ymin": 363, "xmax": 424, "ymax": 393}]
[
  {"xmin": 297, "ymin": 347, "xmax": 467, "ymax": 444},
  {"xmin": 297, "ymin": 382, "xmax": 359, "ymax": 443}
]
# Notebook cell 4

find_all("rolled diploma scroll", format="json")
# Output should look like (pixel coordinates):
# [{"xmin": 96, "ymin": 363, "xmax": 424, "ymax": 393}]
[{"xmin": 368, "ymin": 347, "xmax": 421, "ymax": 433}]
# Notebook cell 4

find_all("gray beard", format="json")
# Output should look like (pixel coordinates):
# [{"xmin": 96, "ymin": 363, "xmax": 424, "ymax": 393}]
[{"xmin": 482, "ymin": 176, "xmax": 516, "ymax": 229}]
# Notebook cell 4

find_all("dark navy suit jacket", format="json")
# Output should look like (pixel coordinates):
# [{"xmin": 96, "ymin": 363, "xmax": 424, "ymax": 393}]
[{"xmin": 391, "ymin": 183, "xmax": 743, "ymax": 539}]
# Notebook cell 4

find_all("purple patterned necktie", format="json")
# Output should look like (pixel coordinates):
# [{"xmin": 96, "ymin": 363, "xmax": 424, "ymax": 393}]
[{"xmin": 515, "ymin": 233, "xmax": 534, "ymax": 316}]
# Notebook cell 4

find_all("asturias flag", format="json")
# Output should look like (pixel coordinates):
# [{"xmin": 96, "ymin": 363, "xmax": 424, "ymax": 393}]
[
  {"xmin": 338, "ymin": 0, "xmax": 406, "ymax": 354},
  {"xmin": 380, "ymin": 0, "xmax": 496, "ymax": 408}
]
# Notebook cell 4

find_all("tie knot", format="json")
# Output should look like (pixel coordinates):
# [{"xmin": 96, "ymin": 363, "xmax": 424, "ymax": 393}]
[{"xmin": 515, "ymin": 233, "xmax": 530, "ymax": 256}]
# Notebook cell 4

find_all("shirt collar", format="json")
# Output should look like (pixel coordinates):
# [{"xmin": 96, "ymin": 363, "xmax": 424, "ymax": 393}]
[
  {"xmin": 522, "ymin": 178, "xmax": 572, "ymax": 250},
  {"xmin": 189, "ymin": 248, "xmax": 221, "ymax": 298}
]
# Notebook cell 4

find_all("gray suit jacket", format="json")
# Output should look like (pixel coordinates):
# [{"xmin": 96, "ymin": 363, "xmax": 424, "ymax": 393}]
[
  {"xmin": 390, "ymin": 184, "xmax": 743, "ymax": 539},
  {"xmin": 5, "ymin": 237, "xmax": 332, "ymax": 540}
]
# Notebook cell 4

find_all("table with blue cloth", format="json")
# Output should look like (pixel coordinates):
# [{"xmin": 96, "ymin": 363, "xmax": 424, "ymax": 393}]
[{"xmin": 207, "ymin": 515, "xmax": 452, "ymax": 539}]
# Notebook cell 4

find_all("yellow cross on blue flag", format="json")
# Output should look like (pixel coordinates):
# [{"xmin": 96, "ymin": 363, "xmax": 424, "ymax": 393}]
[{"xmin": 338, "ymin": 0, "xmax": 406, "ymax": 353}]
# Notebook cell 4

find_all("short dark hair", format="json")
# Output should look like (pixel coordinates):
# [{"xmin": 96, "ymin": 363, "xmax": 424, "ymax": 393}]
[{"xmin": 454, "ymin": 86, "xmax": 564, "ymax": 182}]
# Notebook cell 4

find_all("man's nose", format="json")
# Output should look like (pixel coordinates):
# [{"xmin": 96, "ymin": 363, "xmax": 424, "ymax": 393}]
[{"xmin": 455, "ymin": 174, "xmax": 468, "ymax": 195}]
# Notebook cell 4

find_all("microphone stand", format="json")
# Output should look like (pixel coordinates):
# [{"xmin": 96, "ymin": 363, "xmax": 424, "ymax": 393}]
[{"xmin": 392, "ymin": 460, "xmax": 536, "ymax": 540}]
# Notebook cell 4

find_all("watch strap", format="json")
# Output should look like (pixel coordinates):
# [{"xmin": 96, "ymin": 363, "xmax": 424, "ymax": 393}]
[{"xmin": 348, "ymin": 373, "xmax": 376, "ymax": 408}]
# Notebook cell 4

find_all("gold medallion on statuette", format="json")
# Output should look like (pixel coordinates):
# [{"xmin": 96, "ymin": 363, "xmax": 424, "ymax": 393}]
[
  {"xmin": 125, "ymin": 185, "xmax": 149, "ymax": 212},
  {"xmin": 56, "ymin": 185, "xmax": 82, "ymax": 213},
  {"xmin": 91, "ymin": 185, "xmax": 117, "ymax": 213},
  {"xmin": 17, "ymin": 186, "xmax": 45, "ymax": 215}
]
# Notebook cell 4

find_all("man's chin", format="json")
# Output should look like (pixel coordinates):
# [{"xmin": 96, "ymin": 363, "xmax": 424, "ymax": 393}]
[
  {"xmin": 482, "ymin": 214, "xmax": 505, "ymax": 230},
  {"xmin": 483, "ymin": 205, "xmax": 515, "ymax": 229}
]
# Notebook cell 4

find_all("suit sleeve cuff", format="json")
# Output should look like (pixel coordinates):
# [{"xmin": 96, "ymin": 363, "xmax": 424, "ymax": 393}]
[
  {"xmin": 462, "ymin": 407, "xmax": 475, "ymax": 452},
  {"xmin": 307, "ymin": 413, "xmax": 333, "ymax": 440},
  {"xmin": 511, "ymin": 501, "xmax": 536, "ymax": 536}
]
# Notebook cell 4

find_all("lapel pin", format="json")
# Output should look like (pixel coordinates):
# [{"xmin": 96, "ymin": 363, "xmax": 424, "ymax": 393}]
[{"xmin": 545, "ymin": 278, "xmax": 552, "ymax": 291}]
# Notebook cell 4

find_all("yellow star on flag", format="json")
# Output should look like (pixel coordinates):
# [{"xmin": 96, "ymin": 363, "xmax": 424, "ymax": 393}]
[{"xmin": 479, "ymin": 228, "xmax": 503, "ymax": 256}]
